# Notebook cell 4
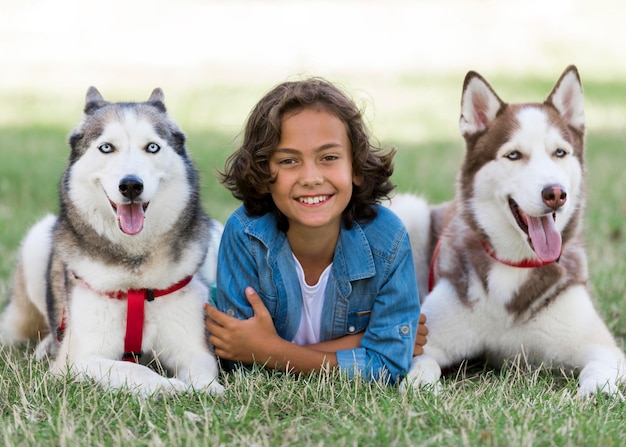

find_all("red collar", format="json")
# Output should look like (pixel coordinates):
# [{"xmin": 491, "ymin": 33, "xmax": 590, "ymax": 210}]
[
  {"xmin": 58, "ymin": 275, "xmax": 193, "ymax": 363},
  {"xmin": 427, "ymin": 236, "xmax": 560, "ymax": 293},
  {"xmin": 481, "ymin": 240, "xmax": 560, "ymax": 268}
]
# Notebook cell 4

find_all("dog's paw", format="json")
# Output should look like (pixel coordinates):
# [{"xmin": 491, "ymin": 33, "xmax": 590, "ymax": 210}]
[
  {"xmin": 577, "ymin": 378, "xmax": 624, "ymax": 400},
  {"xmin": 135, "ymin": 376, "xmax": 188, "ymax": 398},
  {"xmin": 577, "ymin": 382, "xmax": 625, "ymax": 400},
  {"xmin": 183, "ymin": 375, "xmax": 225, "ymax": 395},
  {"xmin": 399, "ymin": 378, "xmax": 442, "ymax": 395},
  {"xmin": 202, "ymin": 381, "xmax": 225, "ymax": 395},
  {"xmin": 34, "ymin": 334, "xmax": 57, "ymax": 360},
  {"xmin": 399, "ymin": 355, "xmax": 442, "ymax": 394},
  {"xmin": 578, "ymin": 360, "xmax": 625, "ymax": 399}
]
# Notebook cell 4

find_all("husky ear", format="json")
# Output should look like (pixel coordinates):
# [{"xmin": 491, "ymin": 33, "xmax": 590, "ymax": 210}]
[
  {"xmin": 84, "ymin": 86, "xmax": 108, "ymax": 115},
  {"xmin": 459, "ymin": 71, "xmax": 505, "ymax": 138},
  {"xmin": 545, "ymin": 65, "xmax": 585, "ymax": 134},
  {"xmin": 147, "ymin": 88, "xmax": 167, "ymax": 112}
]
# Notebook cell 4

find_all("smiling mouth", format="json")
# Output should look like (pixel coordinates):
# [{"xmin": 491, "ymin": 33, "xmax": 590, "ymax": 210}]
[
  {"xmin": 298, "ymin": 195, "xmax": 330, "ymax": 205},
  {"xmin": 508, "ymin": 198, "xmax": 561, "ymax": 262},
  {"xmin": 109, "ymin": 199, "xmax": 149, "ymax": 235}
]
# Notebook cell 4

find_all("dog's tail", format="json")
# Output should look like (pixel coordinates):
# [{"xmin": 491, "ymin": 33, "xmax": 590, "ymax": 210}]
[{"xmin": 0, "ymin": 215, "xmax": 56, "ymax": 344}]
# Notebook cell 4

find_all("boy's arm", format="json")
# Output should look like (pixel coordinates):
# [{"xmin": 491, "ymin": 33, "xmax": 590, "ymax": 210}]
[
  {"xmin": 206, "ymin": 287, "xmax": 340, "ymax": 373},
  {"xmin": 206, "ymin": 288, "xmax": 429, "ymax": 370},
  {"xmin": 307, "ymin": 333, "xmax": 363, "ymax": 352},
  {"xmin": 309, "ymin": 314, "xmax": 427, "ymax": 354}
]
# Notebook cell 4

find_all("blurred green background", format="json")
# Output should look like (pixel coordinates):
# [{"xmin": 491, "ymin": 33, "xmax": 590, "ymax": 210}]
[{"xmin": 1, "ymin": 0, "xmax": 625, "ymax": 336}]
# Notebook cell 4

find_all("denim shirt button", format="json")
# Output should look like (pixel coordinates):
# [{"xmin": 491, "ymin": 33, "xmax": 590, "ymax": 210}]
[
  {"xmin": 348, "ymin": 325, "xmax": 356, "ymax": 333},
  {"xmin": 400, "ymin": 325, "xmax": 409, "ymax": 335},
  {"xmin": 226, "ymin": 308, "xmax": 235, "ymax": 317}
]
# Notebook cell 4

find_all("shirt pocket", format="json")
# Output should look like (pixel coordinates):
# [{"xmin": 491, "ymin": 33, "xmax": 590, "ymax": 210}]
[
  {"xmin": 258, "ymin": 276, "xmax": 279, "ymax": 316},
  {"xmin": 346, "ymin": 309, "xmax": 372, "ymax": 335}
]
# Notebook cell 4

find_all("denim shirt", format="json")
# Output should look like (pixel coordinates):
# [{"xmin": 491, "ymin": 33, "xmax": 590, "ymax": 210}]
[{"xmin": 215, "ymin": 204, "xmax": 420, "ymax": 384}]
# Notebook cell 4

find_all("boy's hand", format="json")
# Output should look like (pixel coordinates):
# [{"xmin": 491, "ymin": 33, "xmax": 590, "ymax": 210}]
[
  {"xmin": 414, "ymin": 313, "xmax": 428, "ymax": 356},
  {"xmin": 205, "ymin": 287, "xmax": 280, "ymax": 364}
]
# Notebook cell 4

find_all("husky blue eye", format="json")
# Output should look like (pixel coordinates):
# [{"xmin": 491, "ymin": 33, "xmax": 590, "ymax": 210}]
[
  {"xmin": 146, "ymin": 143, "xmax": 160, "ymax": 153},
  {"xmin": 505, "ymin": 151, "xmax": 521, "ymax": 160},
  {"xmin": 98, "ymin": 143, "xmax": 113, "ymax": 153},
  {"xmin": 555, "ymin": 148, "xmax": 567, "ymax": 158}
]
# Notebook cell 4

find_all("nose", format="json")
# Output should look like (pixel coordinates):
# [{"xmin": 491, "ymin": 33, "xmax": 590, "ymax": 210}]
[
  {"xmin": 119, "ymin": 175, "xmax": 144, "ymax": 201},
  {"xmin": 542, "ymin": 184, "xmax": 567, "ymax": 211},
  {"xmin": 300, "ymin": 162, "xmax": 323, "ymax": 186}
]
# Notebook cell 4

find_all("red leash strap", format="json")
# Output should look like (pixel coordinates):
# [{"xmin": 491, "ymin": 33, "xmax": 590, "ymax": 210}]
[
  {"xmin": 57, "ymin": 274, "xmax": 194, "ymax": 363},
  {"xmin": 121, "ymin": 276, "xmax": 194, "ymax": 363},
  {"xmin": 122, "ymin": 289, "xmax": 146, "ymax": 362}
]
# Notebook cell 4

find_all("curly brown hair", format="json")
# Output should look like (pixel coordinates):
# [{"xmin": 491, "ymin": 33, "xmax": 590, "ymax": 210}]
[{"xmin": 220, "ymin": 77, "xmax": 396, "ymax": 231}]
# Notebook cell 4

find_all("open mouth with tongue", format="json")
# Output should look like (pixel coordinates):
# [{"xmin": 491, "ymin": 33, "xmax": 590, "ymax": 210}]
[
  {"xmin": 109, "ymin": 199, "xmax": 149, "ymax": 235},
  {"xmin": 508, "ymin": 198, "xmax": 562, "ymax": 263}
]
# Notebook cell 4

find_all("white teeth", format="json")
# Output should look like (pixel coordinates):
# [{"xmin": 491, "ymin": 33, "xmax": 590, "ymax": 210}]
[{"xmin": 299, "ymin": 195, "xmax": 327, "ymax": 204}]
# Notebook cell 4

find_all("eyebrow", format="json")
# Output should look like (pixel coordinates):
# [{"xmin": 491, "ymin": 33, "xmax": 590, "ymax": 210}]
[{"xmin": 274, "ymin": 143, "xmax": 346, "ymax": 154}]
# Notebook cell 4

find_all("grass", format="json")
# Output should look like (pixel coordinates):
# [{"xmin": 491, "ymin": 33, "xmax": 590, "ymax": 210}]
[
  {"xmin": 1, "ymin": 72, "xmax": 625, "ymax": 445},
  {"xmin": 1, "ymin": 345, "xmax": 624, "ymax": 446}
]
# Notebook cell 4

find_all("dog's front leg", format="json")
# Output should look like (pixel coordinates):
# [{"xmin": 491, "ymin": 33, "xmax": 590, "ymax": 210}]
[
  {"xmin": 145, "ymin": 295, "xmax": 224, "ymax": 394},
  {"xmin": 51, "ymin": 356, "xmax": 188, "ymax": 396},
  {"xmin": 174, "ymin": 352, "xmax": 224, "ymax": 395}
]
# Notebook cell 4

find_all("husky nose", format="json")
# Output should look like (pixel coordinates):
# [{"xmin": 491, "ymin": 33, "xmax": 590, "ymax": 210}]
[
  {"xmin": 119, "ymin": 175, "xmax": 144, "ymax": 201},
  {"xmin": 542, "ymin": 184, "xmax": 567, "ymax": 210}
]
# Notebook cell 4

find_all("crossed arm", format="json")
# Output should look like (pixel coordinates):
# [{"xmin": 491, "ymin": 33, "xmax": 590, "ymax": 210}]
[{"xmin": 205, "ymin": 286, "xmax": 428, "ymax": 374}]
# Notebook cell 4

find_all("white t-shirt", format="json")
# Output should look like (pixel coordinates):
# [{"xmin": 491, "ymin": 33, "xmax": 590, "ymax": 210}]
[{"xmin": 291, "ymin": 254, "xmax": 332, "ymax": 346}]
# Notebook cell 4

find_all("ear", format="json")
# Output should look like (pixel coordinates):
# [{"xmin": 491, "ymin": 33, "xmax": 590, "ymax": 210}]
[
  {"xmin": 170, "ymin": 129, "xmax": 187, "ymax": 155},
  {"xmin": 459, "ymin": 71, "xmax": 505, "ymax": 138},
  {"xmin": 68, "ymin": 131, "xmax": 83, "ymax": 152},
  {"xmin": 545, "ymin": 65, "xmax": 585, "ymax": 134},
  {"xmin": 147, "ymin": 88, "xmax": 167, "ymax": 112},
  {"xmin": 84, "ymin": 86, "xmax": 108, "ymax": 115}
]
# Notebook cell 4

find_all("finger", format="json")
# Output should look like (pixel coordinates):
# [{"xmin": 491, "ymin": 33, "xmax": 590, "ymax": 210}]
[
  {"xmin": 205, "ymin": 316, "xmax": 222, "ymax": 334},
  {"xmin": 205, "ymin": 303, "xmax": 233, "ymax": 326},
  {"xmin": 419, "ymin": 313, "xmax": 427, "ymax": 323},
  {"xmin": 205, "ymin": 303, "xmax": 218, "ymax": 319},
  {"xmin": 206, "ymin": 315, "xmax": 226, "ymax": 338},
  {"xmin": 417, "ymin": 324, "xmax": 429, "ymax": 336},
  {"xmin": 414, "ymin": 333, "xmax": 428, "ymax": 356},
  {"xmin": 204, "ymin": 303, "xmax": 217, "ymax": 324},
  {"xmin": 245, "ymin": 287, "xmax": 270, "ymax": 318}
]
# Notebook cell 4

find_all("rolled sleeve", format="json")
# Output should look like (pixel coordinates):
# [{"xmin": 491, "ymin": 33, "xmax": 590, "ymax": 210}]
[{"xmin": 335, "ymin": 228, "xmax": 419, "ymax": 384}]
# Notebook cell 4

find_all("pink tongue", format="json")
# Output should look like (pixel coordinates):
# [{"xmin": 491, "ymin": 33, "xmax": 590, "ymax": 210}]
[
  {"xmin": 117, "ymin": 203, "xmax": 145, "ymax": 235},
  {"xmin": 527, "ymin": 215, "xmax": 561, "ymax": 262}
]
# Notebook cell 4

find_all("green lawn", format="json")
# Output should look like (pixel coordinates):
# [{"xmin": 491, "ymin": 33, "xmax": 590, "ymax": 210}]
[{"xmin": 0, "ymin": 73, "xmax": 625, "ymax": 446}]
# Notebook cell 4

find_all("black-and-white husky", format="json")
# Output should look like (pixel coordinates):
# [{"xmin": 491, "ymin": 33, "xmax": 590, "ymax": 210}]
[
  {"xmin": 0, "ymin": 88, "xmax": 224, "ymax": 396},
  {"xmin": 389, "ymin": 66, "xmax": 625, "ymax": 397}
]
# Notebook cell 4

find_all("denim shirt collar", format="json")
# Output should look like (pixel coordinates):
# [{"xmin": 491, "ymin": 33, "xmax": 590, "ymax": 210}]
[{"xmin": 244, "ymin": 212, "xmax": 376, "ymax": 292}]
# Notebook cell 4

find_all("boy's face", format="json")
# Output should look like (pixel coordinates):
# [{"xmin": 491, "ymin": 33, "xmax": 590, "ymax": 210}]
[{"xmin": 268, "ymin": 108, "xmax": 360, "ymax": 235}]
